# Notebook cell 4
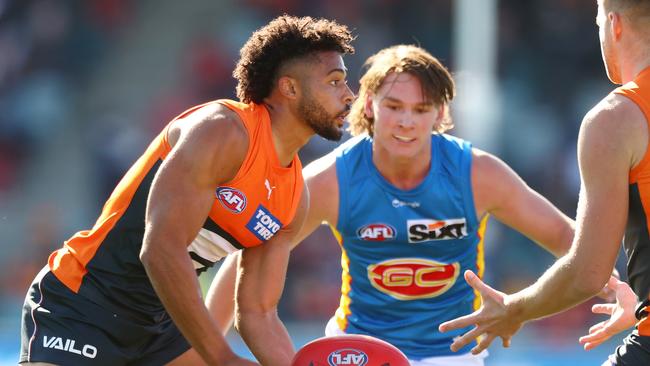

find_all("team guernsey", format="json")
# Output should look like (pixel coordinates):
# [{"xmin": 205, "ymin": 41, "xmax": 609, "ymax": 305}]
[
  {"xmin": 615, "ymin": 66, "xmax": 650, "ymax": 336},
  {"xmin": 20, "ymin": 99, "xmax": 303, "ymax": 364},
  {"xmin": 331, "ymin": 134, "xmax": 487, "ymax": 360}
]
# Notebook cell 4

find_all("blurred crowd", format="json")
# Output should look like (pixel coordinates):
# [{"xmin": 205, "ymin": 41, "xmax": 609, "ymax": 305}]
[{"xmin": 0, "ymin": 0, "xmax": 622, "ymax": 351}]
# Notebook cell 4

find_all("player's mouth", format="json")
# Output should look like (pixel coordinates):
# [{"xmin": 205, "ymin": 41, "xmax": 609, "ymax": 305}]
[
  {"xmin": 336, "ymin": 110, "xmax": 349, "ymax": 127},
  {"xmin": 393, "ymin": 134, "xmax": 416, "ymax": 143}
]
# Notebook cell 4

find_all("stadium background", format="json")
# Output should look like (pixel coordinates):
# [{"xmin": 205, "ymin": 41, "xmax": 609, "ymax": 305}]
[{"xmin": 0, "ymin": 0, "xmax": 630, "ymax": 364}]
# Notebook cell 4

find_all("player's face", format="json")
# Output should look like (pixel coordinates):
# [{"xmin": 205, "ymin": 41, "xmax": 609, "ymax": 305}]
[
  {"xmin": 597, "ymin": 1, "xmax": 621, "ymax": 83},
  {"xmin": 366, "ymin": 72, "xmax": 441, "ymax": 159},
  {"xmin": 298, "ymin": 52, "xmax": 354, "ymax": 141}
]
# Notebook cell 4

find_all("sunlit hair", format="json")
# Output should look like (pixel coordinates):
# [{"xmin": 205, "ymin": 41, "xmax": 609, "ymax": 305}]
[
  {"xmin": 348, "ymin": 45, "xmax": 455, "ymax": 137},
  {"xmin": 234, "ymin": 15, "xmax": 355, "ymax": 104},
  {"xmin": 602, "ymin": 0, "xmax": 650, "ymax": 31}
]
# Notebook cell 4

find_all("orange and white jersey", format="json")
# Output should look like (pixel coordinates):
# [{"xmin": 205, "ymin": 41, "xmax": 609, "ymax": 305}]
[{"xmin": 47, "ymin": 99, "xmax": 303, "ymax": 316}]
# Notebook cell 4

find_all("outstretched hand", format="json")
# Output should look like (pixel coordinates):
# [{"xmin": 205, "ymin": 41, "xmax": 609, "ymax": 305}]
[
  {"xmin": 579, "ymin": 277, "xmax": 637, "ymax": 351},
  {"xmin": 438, "ymin": 270, "xmax": 524, "ymax": 355}
]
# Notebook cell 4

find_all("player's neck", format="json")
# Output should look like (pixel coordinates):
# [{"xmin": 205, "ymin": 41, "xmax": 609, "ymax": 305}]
[
  {"xmin": 265, "ymin": 101, "xmax": 314, "ymax": 167},
  {"xmin": 372, "ymin": 145, "xmax": 431, "ymax": 191},
  {"xmin": 619, "ymin": 45, "xmax": 650, "ymax": 84},
  {"xmin": 631, "ymin": 57, "xmax": 650, "ymax": 82}
]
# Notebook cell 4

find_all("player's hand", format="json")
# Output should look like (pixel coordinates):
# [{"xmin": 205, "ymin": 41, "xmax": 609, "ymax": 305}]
[
  {"xmin": 596, "ymin": 271, "xmax": 620, "ymax": 302},
  {"xmin": 438, "ymin": 270, "xmax": 523, "ymax": 355},
  {"xmin": 579, "ymin": 277, "xmax": 637, "ymax": 351}
]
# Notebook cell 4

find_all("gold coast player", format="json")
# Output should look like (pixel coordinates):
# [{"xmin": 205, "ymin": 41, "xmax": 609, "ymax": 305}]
[
  {"xmin": 210, "ymin": 45, "xmax": 581, "ymax": 366},
  {"xmin": 439, "ymin": 1, "xmax": 650, "ymax": 364},
  {"xmin": 19, "ymin": 15, "xmax": 354, "ymax": 366}
]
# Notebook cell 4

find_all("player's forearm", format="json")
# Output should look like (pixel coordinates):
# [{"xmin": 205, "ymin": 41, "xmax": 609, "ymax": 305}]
[
  {"xmin": 545, "ymin": 218, "xmax": 575, "ymax": 258},
  {"xmin": 237, "ymin": 310, "xmax": 294, "ymax": 366},
  {"xmin": 141, "ymin": 243, "xmax": 237, "ymax": 364},
  {"xmin": 509, "ymin": 253, "xmax": 602, "ymax": 322},
  {"xmin": 206, "ymin": 252, "xmax": 238, "ymax": 334}
]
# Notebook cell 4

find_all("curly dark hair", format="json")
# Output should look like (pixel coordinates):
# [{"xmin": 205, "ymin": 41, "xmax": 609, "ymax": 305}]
[{"xmin": 234, "ymin": 15, "xmax": 355, "ymax": 104}]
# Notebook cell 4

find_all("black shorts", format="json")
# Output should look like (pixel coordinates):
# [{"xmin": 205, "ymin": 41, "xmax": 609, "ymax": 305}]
[
  {"xmin": 19, "ymin": 266, "xmax": 190, "ymax": 365},
  {"xmin": 604, "ymin": 330, "xmax": 650, "ymax": 366}
]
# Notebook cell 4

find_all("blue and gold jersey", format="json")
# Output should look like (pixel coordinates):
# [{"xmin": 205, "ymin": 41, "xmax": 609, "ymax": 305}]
[{"xmin": 332, "ymin": 134, "xmax": 487, "ymax": 360}]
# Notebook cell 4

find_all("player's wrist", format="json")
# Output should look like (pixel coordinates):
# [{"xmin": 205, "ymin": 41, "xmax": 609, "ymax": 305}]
[{"xmin": 504, "ymin": 293, "xmax": 528, "ymax": 325}]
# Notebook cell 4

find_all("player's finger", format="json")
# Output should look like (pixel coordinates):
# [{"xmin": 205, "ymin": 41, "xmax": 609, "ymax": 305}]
[
  {"xmin": 587, "ymin": 320, "xmax": 607, "ymax": 335},
  {"xmin": 579, "ymin": 327, "xmax": 610, "ymax": 345},
  {"xmin": 449, "ymin": 326, "xmax": 484, "ymax": 353},
  {"xmin": 592, "ymin": 304, "xmax": 615, "ymax": 315},
  {"xmin": 471, "ymin": 333, "xmax": 496, "ymax": 355},
  {"xmin": 502, "ymin": 336, "xmax": 512, "ymax": 348},
  {"xmin": 464, "ymin": 270, "xmax": 497, "ymax": 298},
  {"xmin": 607, "ymin": 276, "xmax": 619, "ymax": 287},
  {"xmin": 583, "ymin": 339, "xmax": 607, "ymax": 351},
  {"xmin": 439, "ymin": 311, "xmax": 481, "ymax": 333}
]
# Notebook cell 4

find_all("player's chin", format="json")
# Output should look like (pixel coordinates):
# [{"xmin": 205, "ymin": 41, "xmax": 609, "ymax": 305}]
[{"xmin": 316, "ymin": 125, "xmax": 343, "ymax": 141}]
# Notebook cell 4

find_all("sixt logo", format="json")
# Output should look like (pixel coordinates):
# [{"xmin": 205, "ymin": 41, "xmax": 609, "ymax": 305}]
[
  {"xmin": 407, "ymin": 218, "xmax": 467, "ymax": 243},
  {"xmin": 328, "ymin": 348, "xmax": 368, "ymax": 366},
  {"xmin": 246, "ymin": 205, "xmax": 283, "ymax": 241},
  {"xmin": 216, "ymin": 187, "xmax": 247, "ymax": 214},
  {"xmin": 357, "ymin": 224, "xmax": 396, "ymax": 241},
  {"xmin": 367, "ymin": 258, "xmax": 460, "ymax": 300},
  {"xmin": 43, "ymin": 336, "xmax": 97, "ymax": 359}
]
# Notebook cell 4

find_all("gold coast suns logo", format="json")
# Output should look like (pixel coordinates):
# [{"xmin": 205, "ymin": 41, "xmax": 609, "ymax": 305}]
[{"xmin": 367, "ymin": 258, "xmax": 460, "ymax": 300}]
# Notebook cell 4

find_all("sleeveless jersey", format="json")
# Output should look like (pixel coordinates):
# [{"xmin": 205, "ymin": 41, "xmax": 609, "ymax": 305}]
[
  {"xmin": 331, "ymin": 134, "xmax": 488, "ymax": 360},
  {"xmin": 48, "ymin": 99, "xmax": 303, "ymax": 320},
  {"xmin": 614, "ymin": 67, "xmax": 650, "ymax": 333}
]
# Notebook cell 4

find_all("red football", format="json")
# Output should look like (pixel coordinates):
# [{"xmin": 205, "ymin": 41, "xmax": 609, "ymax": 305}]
[{"xmin": 291, "ymin": 334, "xmax": 410, "ymax": 366}]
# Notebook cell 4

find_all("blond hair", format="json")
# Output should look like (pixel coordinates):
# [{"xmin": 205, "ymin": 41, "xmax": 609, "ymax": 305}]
[
  {"xmin": 347, "ymin": 45, "xmax": 455, "ymax": 137},
  {"xmin": 602, "ymin": 0, "xmax": 650, "ymax": 33}
]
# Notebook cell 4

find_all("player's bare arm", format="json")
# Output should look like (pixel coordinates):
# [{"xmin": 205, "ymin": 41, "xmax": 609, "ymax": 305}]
[
  {"xmin": 141, "ymin": 103, "xmax": 256, "ymax": 366},
  {"xmin": 439, "ymin": 93, "xmax": 647, "ymax": 355},
  {"xmin": 204, "ymin": 151, "xmax": 339, "ymax": 337},
  {"xmin": 298, "ymin": 151, "xmax": 340, "ymax": 241},
  {"xmin": 235, "ymin": 182, "xmax": 310, "ymax": 366},
  {"xmin": 472, "ymin": 149, "xmax": 574, "ymax": 257},
  {"xmin": 205, "ymin": 252, "xmax": 239, "ymax": 334}
]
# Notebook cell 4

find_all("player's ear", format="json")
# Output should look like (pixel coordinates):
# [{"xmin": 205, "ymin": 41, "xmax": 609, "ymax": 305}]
[
  {"xmin": 278, "ymin": 76, "xmax": 299, "ymax": 100},
  {"xmin": 609, "ymin": 11, "xmax": 623, "ymax": 41},
  {"xmin": 364, "ymin": 92, "xmax": 375, "ymax": 119}
]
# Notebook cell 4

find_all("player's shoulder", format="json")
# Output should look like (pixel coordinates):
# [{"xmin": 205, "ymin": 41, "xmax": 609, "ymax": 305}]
[
  {"xmin": 470, "ymin": 148, "xmax": 511, "ymax": 183},
  {"xmin": 302, "ymin": 136, "xmax": 368, "ymax": 196},
  {"xmin": 584, "ymin": 93, "xmax": 646, "ymax": 135},
  {"xmin": 580, "ymin": 92, "xmax": 648, "ymax": 168},
  {"xmin": 169, "ymin": 101, "xmax": 248, "ymax": 151}
]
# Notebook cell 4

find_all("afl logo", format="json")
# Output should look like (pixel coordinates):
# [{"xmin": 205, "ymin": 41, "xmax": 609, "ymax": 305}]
[
  {"xmin": 216, "ymin": 187, "xmax": 247, "ymax": 214},
  {"xmin": 367, "ymin": 258, "xmax": 460, "ymax": 300},
  {"xmin": 357, "ymin": 224, "xmax": 396, "ymax": 242},
  {"xmin": 328, "ymin": 348, "xmax": 368, "ymax": 366}
]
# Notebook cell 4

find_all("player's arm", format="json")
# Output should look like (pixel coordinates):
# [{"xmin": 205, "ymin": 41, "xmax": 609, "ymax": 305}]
[
  {"xmin": 503, "ymin": 96, "xmax": 640, "ymax": 321},
  {"xmin": 472, "ymin": 149, "xmax": 574, "ymax": 257},
  {"xmin": 140, "ymin": 104, "xmax": 256, "ymax": 365},
  {"xmin": 234, "ymin": 183, "xmax": 311, "ymax": 365},
  {"xmin": 204, "ymin": 151, "xmax": 340, "ymax": 327},
  {"xmin": 205, "ymin": 252, "xmax": 238, "ymax": 334},
  {"xmin": 441, "ymin": 96, "xmax": 643, "ymax": 354}
]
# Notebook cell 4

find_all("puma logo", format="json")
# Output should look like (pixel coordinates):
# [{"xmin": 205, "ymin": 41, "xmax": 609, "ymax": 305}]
[{"xmin": 265, "ymin": 179, "xmax": 276, "ymax": 200}]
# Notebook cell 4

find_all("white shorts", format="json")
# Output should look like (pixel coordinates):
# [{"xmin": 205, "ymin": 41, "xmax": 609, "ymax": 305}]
[{"xmin": 324, "ymin": 317, "xmax": 488, "ymax": 366}]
